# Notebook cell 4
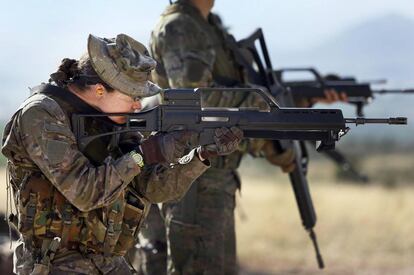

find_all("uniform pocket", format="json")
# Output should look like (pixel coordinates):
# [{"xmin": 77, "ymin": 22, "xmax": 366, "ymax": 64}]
[{"xmin": 114, "ymin": 192, "xmax": 148, "ymax": 256}]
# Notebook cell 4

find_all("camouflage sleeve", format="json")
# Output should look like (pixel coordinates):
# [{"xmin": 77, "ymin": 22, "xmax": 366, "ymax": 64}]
[
  {"xmin": 133, "ymin": 150, "xmax": 209, "ymax": 203},
  {"xmin": 18, "ymin": 98, "xmax": 141, "ymax": 212},
  {"xmin": 154, "ymin": 15, "xmax": 215, "ymax": 88}
]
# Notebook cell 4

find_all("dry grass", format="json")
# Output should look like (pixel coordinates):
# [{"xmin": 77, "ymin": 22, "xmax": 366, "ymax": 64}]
[{"xmin": 236, "ymin": 155, "xmax": 414, "ymax": 274}]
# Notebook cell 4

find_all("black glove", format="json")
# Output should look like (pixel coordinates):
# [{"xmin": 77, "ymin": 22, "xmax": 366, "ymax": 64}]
[
  {"xmin": 141, "ymin": 131, "xmax": 198, "ymax": 165},
  {"xmin": 118, "ymin": 131, "xmax": 143, "ymax": 154},
  {"xmin": 198, "ymin": 127, "xmax": 243, "ymax": 160}
]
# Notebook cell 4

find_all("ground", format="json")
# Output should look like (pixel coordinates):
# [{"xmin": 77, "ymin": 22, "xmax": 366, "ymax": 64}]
[{"xmin": 236, "ymin": 154, "xmax": 414, "ymax": 275}]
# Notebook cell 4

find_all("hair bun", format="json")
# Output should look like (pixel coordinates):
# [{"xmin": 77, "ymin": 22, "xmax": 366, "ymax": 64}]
[{"xmin": 49, "ymin": 58, "xmax": 79, "ymax": 86}]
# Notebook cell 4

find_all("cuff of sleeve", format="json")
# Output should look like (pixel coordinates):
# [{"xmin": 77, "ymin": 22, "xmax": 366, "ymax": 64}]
[
  {"xmin": 179, "ymin": 148, "xmax": 210, "ymax": 166},
  {"xmin": 114, "ymin": 153, "xmax": 142, "ymax": 184}
]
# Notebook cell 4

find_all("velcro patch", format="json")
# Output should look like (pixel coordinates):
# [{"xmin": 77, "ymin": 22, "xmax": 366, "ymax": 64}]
[{"xmin": 46, "ymin": 140, "xmax": 69, "ymax": 165}]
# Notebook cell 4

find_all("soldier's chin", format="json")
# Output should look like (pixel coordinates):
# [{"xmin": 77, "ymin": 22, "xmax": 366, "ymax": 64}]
[{"xmin": 108, "ymin": 116, "xmax": 127, "ymax": 124}]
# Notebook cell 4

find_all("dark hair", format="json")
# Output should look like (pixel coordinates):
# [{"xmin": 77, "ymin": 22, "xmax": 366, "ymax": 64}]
[{"xmin": 49, "ymin": 53, "xmax": 114, "ymax": 92}]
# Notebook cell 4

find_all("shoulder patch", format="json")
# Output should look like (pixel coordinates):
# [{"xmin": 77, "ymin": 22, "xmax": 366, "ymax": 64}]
[{"xmin": 46, "ymin": 139, "xmax": 70, "ymax": 165}]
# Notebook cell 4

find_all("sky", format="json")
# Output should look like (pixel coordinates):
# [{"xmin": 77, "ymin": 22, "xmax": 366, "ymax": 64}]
[{"xmin": 1, "ymin": 0, "xmax": 414, "ymax": 118}]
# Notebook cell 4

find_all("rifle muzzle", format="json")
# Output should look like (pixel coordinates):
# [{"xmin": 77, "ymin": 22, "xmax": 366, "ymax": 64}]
[{"xmin": 345, "ymin": 117, "xmax": 407, "ymax": 125}]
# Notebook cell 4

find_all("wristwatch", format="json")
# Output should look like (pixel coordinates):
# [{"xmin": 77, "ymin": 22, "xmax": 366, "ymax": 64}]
[{"xmin": 129, "ymin": 151, "xmax": 145, "ymax": 168}]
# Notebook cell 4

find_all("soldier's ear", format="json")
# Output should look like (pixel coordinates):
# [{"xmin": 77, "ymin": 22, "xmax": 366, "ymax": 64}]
[{"xmin": 94, "ymin": 84, "xmax": 106, "ymax": 97}]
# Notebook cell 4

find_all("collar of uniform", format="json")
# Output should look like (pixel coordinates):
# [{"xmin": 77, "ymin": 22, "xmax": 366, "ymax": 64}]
[
  {"xmin": 38, "ymin": 84, "xmax": 101, "ymax": 115},
  {"xmin": 38, "ymin": 84, "xmax": 117, "ymax": 126}
]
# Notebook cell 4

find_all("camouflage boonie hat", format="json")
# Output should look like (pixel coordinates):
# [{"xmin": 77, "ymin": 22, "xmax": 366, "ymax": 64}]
[{"xmin": 88, "ymin": 33, "xmax": 162, "ymax": 98}]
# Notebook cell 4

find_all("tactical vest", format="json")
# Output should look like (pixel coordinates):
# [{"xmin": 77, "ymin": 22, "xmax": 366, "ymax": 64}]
[
  {"xmin": 160, "ymin": 2, "xmax": 246, "ymax": 170},
  {"xmin": 10, "ymin": 84, "xmax": 149, "ymax": 257}
]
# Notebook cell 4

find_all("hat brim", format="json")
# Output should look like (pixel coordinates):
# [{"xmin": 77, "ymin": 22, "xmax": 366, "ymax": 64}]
[{"xmin": 87, "ymin": 34, "xmax": 161, "ymax": 98}]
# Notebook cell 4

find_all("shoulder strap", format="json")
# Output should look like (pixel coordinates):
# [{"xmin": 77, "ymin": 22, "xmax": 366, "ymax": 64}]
[{"xmin": 37, "ymin": 84, "xmax": 99, "ymax": 115}]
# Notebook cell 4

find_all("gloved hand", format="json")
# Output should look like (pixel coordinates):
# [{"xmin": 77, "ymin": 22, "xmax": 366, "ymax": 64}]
[
  {"xmin": 261, "ymin": 141, "xmax": 296, "ymax": 173},
  {"xmin": 118, "ymin": 131, "xmax": 143, "ymax": 153},
  {"xmin": 197, "ymin": 127, "xmax": 244, "ymax": 160},
  {"xmin": 141, "ymin": 131, "xmax": 198, "ymax": 165}
]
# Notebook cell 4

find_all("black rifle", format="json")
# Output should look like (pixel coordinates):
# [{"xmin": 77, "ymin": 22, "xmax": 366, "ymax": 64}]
[
  {"xmin": 73, "ymin": 87, "xmax": 405, "ymax": 151},
  {"xmin": 275, "ymin": 67, "xmax": 414, "ymax": 116},
  {"xmin": 234, "ymin": 28, "xmax": 406, "ymax": 268},
  {"xmin": 234, "ymin": 28, "xmax": 327, "ymax": 268},
  {"xmin": 72, "ymin": 87, "xmax": 404, "ymax": 269},
  {"xmin": 275, "ymin": 68, "xmax": 411, "ymax": 181}
]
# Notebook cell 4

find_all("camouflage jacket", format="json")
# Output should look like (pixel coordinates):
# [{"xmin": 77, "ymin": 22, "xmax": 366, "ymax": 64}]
[
  {"xmin": 150, "ymin": 1, "xmax": 266, "ymax": 169},
  {"xmin": 1, "ymin": 84, "xmax": 209, "ymax": 261}
]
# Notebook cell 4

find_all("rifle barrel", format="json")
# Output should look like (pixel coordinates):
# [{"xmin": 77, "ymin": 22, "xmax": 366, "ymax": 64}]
[
  {"xmin": 374, "ymin": 89, "xmax": 414, "ymax": 94},
  {"xmin": 345, "ymin": 117, "xmax": 407, "ymax": 125}
]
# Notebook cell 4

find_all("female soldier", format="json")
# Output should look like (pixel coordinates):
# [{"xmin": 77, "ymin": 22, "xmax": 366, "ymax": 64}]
[{"xmin": 1, "ymin": 33, "xmax": 243, "ymax": 274}]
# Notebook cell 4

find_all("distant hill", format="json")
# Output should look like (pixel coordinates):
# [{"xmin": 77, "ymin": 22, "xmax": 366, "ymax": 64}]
[{"xmin": 273, "ymin": 13, "xmax": 414, "ymax": 87}]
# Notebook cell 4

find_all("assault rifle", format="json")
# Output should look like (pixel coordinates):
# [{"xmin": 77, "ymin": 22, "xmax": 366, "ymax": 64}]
[
  {"xmin": 275, "ymin": 67, "xmax": 414, "ymax": 116},
  {"xmin": 73, "ymin": 87, "xmax": 405, "ymax": 270},
  {"xmin": 234, "ymin": 27, "xmax": 406, "ymax": 268},
  {"xmin": 235, "ymin": 27, "xmax": 328, "ymax": 268},
  {"xmin": 72, "ymin": 87, "xmax": 405, "ymax": 152}
]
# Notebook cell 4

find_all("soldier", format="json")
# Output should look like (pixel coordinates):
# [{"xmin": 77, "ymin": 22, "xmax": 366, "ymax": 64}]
[
  {"xmin": 1, "ymin": 33, "xmax": 243, "ymax": 274},
  {"xmin": 136, "ymin": 1, "xmax": 349, "ymax": 274},
  {"xmin": 134, "ymin": 1, "xmax": 299, "ymax": 274}
]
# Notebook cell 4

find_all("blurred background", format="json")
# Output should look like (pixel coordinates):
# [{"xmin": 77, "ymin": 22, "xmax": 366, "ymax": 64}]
[{"xmin": 1, "ymin": 0, "xmax": 414, "ymax": 274}]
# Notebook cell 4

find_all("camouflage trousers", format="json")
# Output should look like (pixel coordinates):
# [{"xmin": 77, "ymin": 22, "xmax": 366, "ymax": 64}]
[
  {"xmin": 14, "ymin": 240, "xmax": 134, "ymax": 275},
  {"xmin": 136, "ymin": 168, "xmax": 239, "ymax": 275}
]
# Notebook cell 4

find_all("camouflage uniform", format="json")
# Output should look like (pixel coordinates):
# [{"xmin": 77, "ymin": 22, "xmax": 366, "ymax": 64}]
[
  {"xmin": 2, "ymin": 79, "xmax": 209, "ymax": 273},
  {"xmin": 137, "ymin": 2, "xmax": 265, "ymax": 274}
]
